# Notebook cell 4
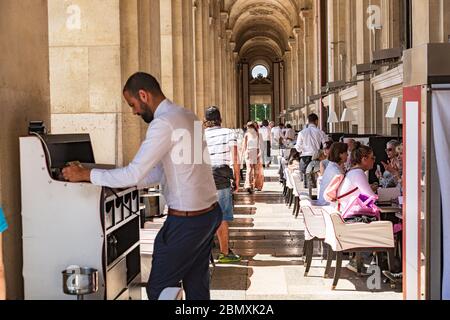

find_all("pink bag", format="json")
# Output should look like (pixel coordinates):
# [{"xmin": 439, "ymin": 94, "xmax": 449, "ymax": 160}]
[{"xmin": 340, "ymin": 193, "xmax": 381, "ymax": 220}]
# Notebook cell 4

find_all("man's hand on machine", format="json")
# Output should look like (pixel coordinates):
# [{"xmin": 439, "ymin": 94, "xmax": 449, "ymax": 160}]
[{"xmin": 62, "ymin": 165, "xmax": 92, "ymax": 183}]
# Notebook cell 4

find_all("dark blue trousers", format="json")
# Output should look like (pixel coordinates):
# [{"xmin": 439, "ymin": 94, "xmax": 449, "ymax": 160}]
[{"xmin": 147, "ymin": 205, "xmax": 222, "ymax": 300}]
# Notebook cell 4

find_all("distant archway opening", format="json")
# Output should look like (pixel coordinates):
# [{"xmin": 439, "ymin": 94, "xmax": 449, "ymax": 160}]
[{"xmin": 251, "ymin": 65, "xmax": 269, "ymax": 79}]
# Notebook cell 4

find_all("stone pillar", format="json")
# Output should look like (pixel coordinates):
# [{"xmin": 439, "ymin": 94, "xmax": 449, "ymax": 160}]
[
  {"xmin": 242, "ymin": 63, "xmax": 250, "ymax": 123},
  {"xmin": 280, "ymin": 62, "xmax": 286, "ymax": 115},
  {"xmin": 237, "ymin": 62, "xmax": 243, "ymax": 127},
  {"xmin": 160, "ymin": 0, "xmax": 174, "ymax": 101},
  {"xmin": 273, "ymin": 62, "xmax": 282, "ymax": 122},
  {"xmin": 294, "ymin": 27, "xmax": 305, "ymax": 105},
  {"xmin": 412, "ymin": 0, "xmax": 450, "ymax": 46},
  {"xmin": 232, "ymin": 52, "xmax": 239, "ymax": 127},
  {"xmin": 213, "ymin": 16, "xmax": 221, "ymax": 107},
  {"xmin": 171, "ymin": 0, "xmax": 185, "ymax": 105},
  {"xmin": 48, "ymin": 0, "xmax": 122, "ymax": 165},
  {"xmin": 0, "ymin": 0, "xmax": 51, "ymax": 299},
  {"xmin": 301, "ymin": 9, "xmax": 314, "ymax": 104},
  {"xmin": 209, "ymin": 16, "xmax": 217, "ymax": 106},
  {"xmin": 194, "ymin": 1, "xmax": 205, "ymax": 116},
  {"xmin": 182, "ymin": 0, "xmax": 195, "ymax": 111},
  {"xmin": 201, "ymin": 0, "xmax": 211, "ymax": 111},
  {"xmin": 355, "ymin": 0, "xmax": 372, "ymax": 133},
  {"xmin": 284, "ymin": 50, "xmax": 293, "ymax": 110},
  {"xmin": 121, "ymin": 0, "xmax": 144, "ymax": 164},
  {"xmin": 288, "ymin": 37, "xmax": 298, "ymax": 105}
]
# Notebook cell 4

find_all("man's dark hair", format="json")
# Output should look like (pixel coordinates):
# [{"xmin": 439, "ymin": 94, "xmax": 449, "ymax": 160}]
[
  {"xmin": 123, "ymin": 72, "xmax": 163, "ymax": 98},
  {"xmin": 279, "ymin": 123, "xmax": 285, "ymax": 127},
  {"xmin": 329, "ymin": 142, "xmax": 348, "ymax": 163},
  {"xmin": 286, "ymin": 124, "xmax": 292, "ymax": 129},
  {"xmin": 204, "ymin": 106, "xmax": 222, "ymax": 127},
  {"xmin": 308, "ymin": 113, "xmax": 319, "ymax": 123},
  {"xmin": 262, "ymin": 120, "xmax": 269, "ymax": 127}
]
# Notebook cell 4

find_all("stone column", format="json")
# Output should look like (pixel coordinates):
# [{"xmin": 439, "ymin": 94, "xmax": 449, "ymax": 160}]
[
  {"xmin": 121, "ymin": 0, "xmax": 144, "ymax": 164},
  {"xmin": 355, "ymin": 0, "xmax": 372, "ymax": 133},
  {"xmin": 182, "ymin": 0, "xmax": 195, "ymax": 111},
  {"xmin": 194, "ymin": 0, "xmax": 205, "ymax": 116},
  {"xmin": 213, "ymin": 15, "xmax": 221, "ymax": 107},
  {"xmin": 201, "ymin": 0, "xmax": 211, "ymax": 111},
  {"xmin": 48, "ymin": 0, "xmax": 123, "ymax": 166},
  {"xmin": 242, "ymin": 63, "xmax": 250, "ymax": 123},
  {"xmin": 412, "ymin": 0, "xmax": 450, "ymax": 46},
  {"xmin": 209, "ymin": 16, "xmax": 217, "ymax": 106},
  {"xmin": 237, "ymin": 62, "xmax": 243, "ymax": 127},
  {"xmin": 229, "ymin": 42, "xmax": 237, "ymax": 127},
  {"xmin": 288, "ymin": 37, "xmax": 298, "ymax": 105},
  {"xmin": 280, "ymin": 62, "xmax": 286, "ymax": 115},
  {"xmin": 233, "ymin": 52, "xmax": 239, "ymax": 127},
  {"xmin": 294, "ymin": 27, "xmax": 305, "ymax": 105},
  {"xmin": 171, "ymin": 0, "xmax": 185, "ymax": 106},
  {"xmin": 284, "ymin": 50, "xmax": 293, "ymax": 110},
  {"xmin": 160, "ymin": 0, "xmax": 174, "ymax": 101},
  {"xmin": 273, "ymin": 62, "xmax": 282, "ymax": 122},
  {"xmin": 0, "ymin": 0, "xmax": 51, "ymax": 299}
]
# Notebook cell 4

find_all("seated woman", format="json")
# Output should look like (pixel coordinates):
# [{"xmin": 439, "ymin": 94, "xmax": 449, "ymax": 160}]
[
  {"xmin": 337, "ymin": 142, "xmax": 379, "ymax": 222},
  {"xmin": 337, "ymin": 143, "xmax": 379, "ymax": 274},
  {"xmin": 287, "ymin": 148, "xmax": 300, "ymax": 173},
  {"xmin": 320, "ymin": 140, "xmax": 333, "ymax": 176},
  {"xmin": 376, "ymin": 140, "xmax": 401, "ymax": 188},
  {"xmin": 316, "ymin": 142, "xmax": 348, "ymax": 206}
]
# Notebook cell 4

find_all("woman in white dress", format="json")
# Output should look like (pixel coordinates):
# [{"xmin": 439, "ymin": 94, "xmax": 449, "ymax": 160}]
[{"xmin": 241, "ymin": 121, "xmax": 261, "ymax": 193}]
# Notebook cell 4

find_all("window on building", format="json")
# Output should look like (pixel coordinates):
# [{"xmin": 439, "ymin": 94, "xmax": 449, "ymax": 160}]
[{"xmin": 251, "ymin": 65, "xmax": 269, "ymax": 79}]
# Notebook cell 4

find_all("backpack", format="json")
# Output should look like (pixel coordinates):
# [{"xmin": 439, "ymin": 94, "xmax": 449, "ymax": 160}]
[{"xmin": 323, "ymin": 173, "xmax": 358, "ymax": 203}]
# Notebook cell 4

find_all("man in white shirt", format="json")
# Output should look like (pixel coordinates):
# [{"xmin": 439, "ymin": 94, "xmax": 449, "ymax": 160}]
[
  {"xmin": 204, "ymin": 107, "xmax": 241, "ymax": 264},
  {"xmin": 271, "ymin": 123, "xmax": 284, "ymax": 161},
  {"xmin": 295, "ymin": 113, "xmax": 329, "ymax": 188},
  {"xmin": 283, "ymin": 124, "xmax": 296, "ymax": 144},
  {"xmin": 62, "ymin": 72, "xmax": 222, "ymax": 300},
  {"xmin": 259, "ymin": 120, "xmax": 271, "ymax": 166}
]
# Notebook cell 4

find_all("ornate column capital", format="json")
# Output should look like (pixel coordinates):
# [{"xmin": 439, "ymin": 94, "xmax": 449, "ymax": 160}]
[
  {"xmin": 220, "ymin": 11, "xmax": 229, "ymax": 21},
  {"xmin": 288, "ymin": 37, "xmax": 296, "ymax": 50},
  {"xmin": 226, "ymin": 29, "xmax": 233, "ymax": 42},
  {"xmin": 300, "ymin": 9, "xmax": 312, "ymax": 21},
  {"xmin": 229, "ymin": 41, "xmax": 236, "ymax": 52}
]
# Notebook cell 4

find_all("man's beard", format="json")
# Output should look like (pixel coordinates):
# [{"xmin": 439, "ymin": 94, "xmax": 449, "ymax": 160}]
[{"xmin": 138, "ymin": 100, "xmax": 154, "ymax": 124}]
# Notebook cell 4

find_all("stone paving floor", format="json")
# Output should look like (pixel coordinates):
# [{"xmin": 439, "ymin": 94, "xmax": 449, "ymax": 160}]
[{"xmin": 210, "ymin": 166, "xmax": 403, "ymax": 300}]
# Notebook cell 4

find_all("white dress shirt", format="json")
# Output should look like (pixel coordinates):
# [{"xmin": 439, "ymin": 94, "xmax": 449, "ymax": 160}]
[
  {"xmin": 91, "ymin": 99, "xmax": 218, "ymax": 211},
  {"xmin": 294, "ymin": 124, "xmax": 329, "ymax": 157},
  {"xmin": 271, "ymin": 127, "xmax": 282, "ymax": 144},
  {"xmin": 259, "ymin": 126, "xmax": 271, "ymax": 142}
]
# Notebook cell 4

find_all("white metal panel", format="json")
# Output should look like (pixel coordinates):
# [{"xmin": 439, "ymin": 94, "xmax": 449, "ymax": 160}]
[
  {"xmin": 405, "ymin": 101, "xmax": 419, "ymax": 300},
  {"xmin": 20, "ymin": 137, "xmax": 105, "ymax": 300}
]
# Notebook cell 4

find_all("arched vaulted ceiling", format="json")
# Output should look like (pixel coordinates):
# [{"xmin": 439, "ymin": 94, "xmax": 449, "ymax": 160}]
[{"xmin": 224, "ymin": 0, "xmax": 305, "ymax": 64}]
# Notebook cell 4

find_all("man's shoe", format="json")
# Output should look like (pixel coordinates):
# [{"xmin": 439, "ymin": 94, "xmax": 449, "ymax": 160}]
[{"xmin": 218, "ymin": 251, "xmax": 242, "ymax": 264}]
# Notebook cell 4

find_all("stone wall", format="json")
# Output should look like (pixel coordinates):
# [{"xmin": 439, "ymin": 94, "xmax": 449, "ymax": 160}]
[{"xmin": 0, "ymin": 0, "xmax": 51, "ymax": 299}]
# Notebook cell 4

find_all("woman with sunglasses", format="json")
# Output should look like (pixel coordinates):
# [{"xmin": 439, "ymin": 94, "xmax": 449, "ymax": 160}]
[{"xmin": 376, "ymin": 140, "xmax": 401, "ymax": 188}]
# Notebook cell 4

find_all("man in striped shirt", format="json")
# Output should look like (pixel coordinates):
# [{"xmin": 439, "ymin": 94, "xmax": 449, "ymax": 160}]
[{"xmin": 204, "ymin": 107, "xmax": 242, "ymax": 263}]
